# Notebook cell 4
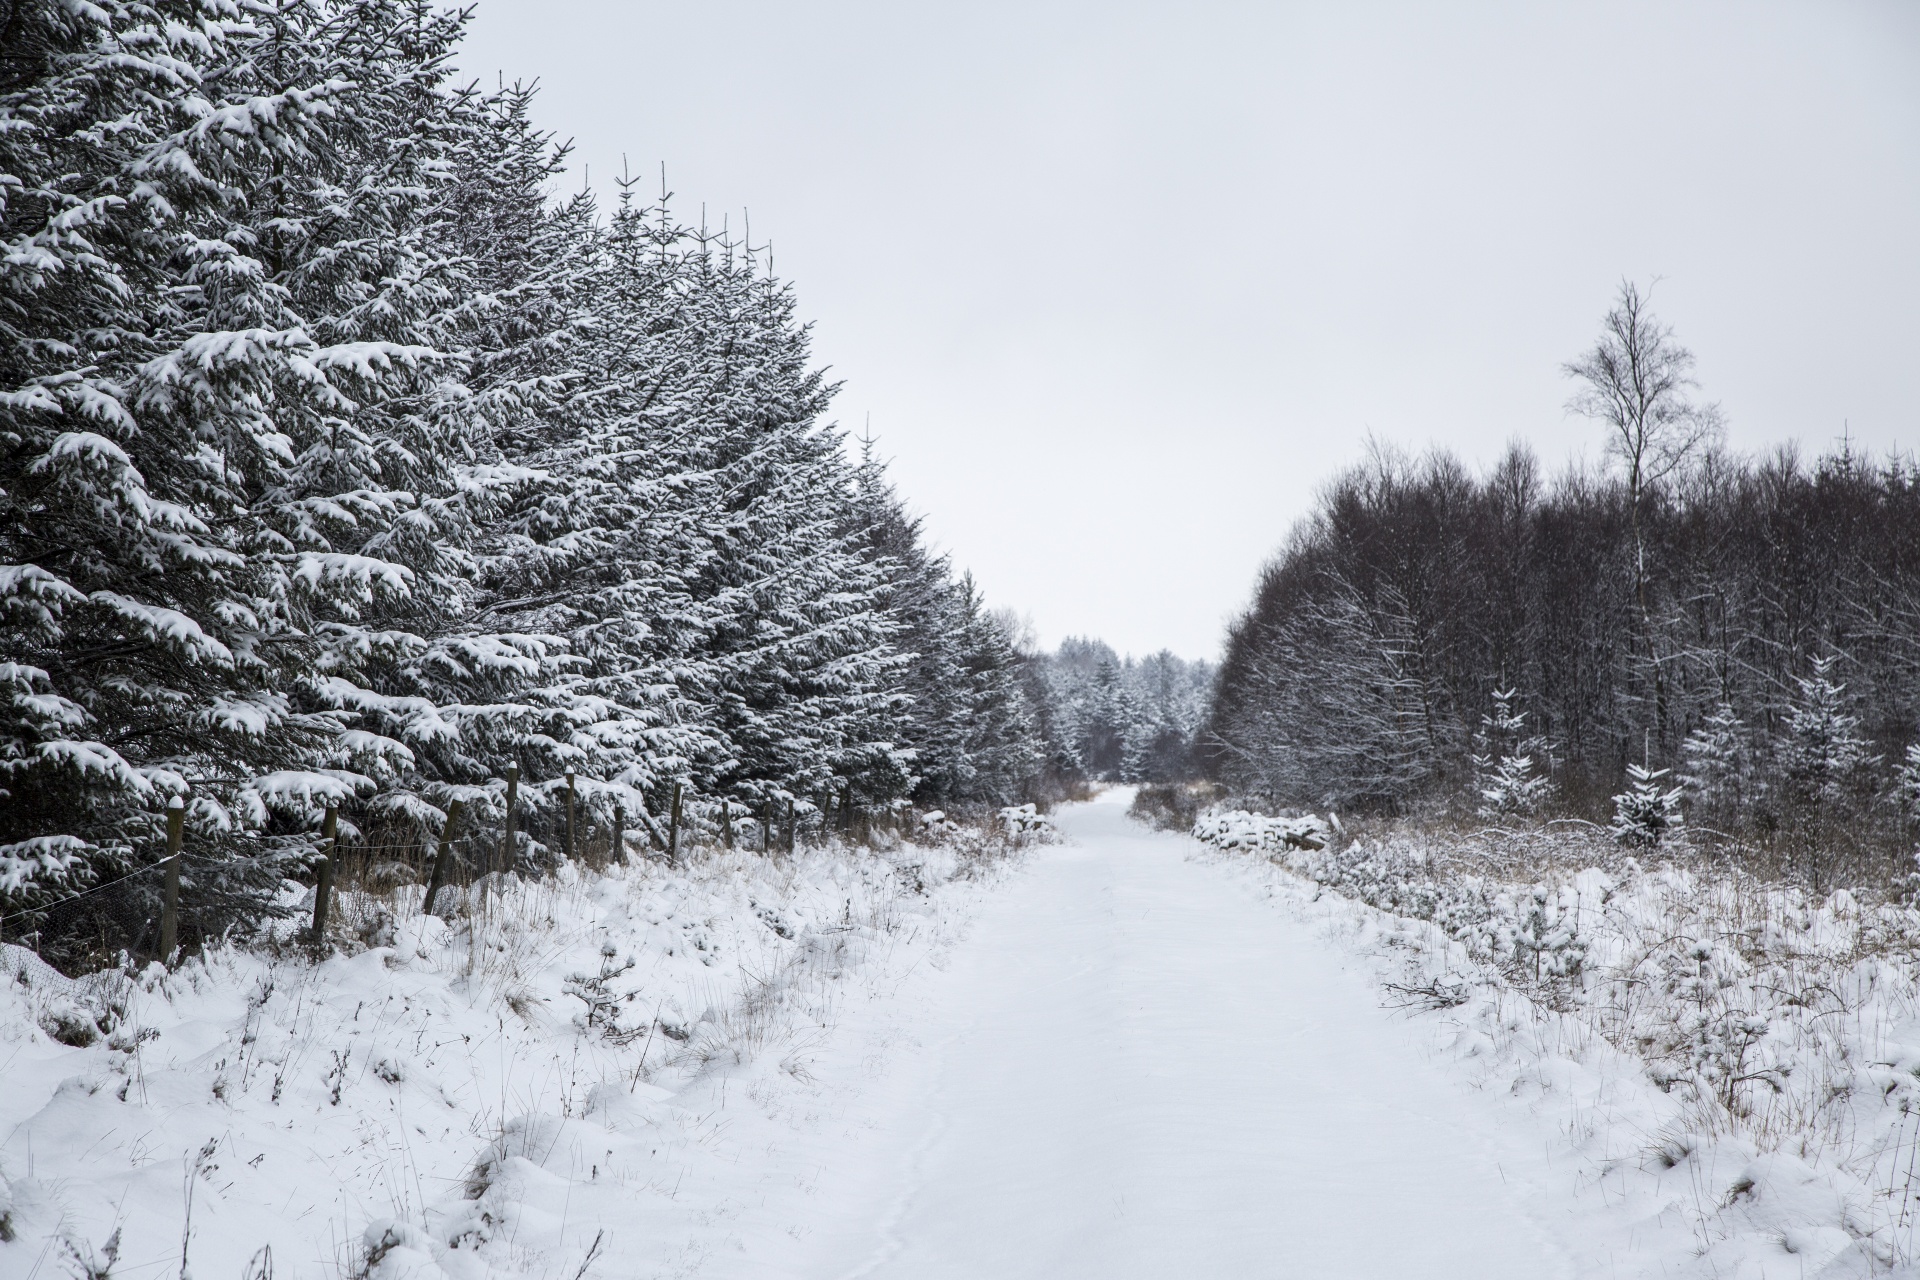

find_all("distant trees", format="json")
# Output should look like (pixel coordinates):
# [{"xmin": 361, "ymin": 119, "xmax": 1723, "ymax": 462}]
[
  {"xmin": 1038, "ymin": 639, "xmax": 1213, "ymax": 785},
  {"xmin": 1207, "ymin": 286, "xmax": 1920, "ymax": 878}
]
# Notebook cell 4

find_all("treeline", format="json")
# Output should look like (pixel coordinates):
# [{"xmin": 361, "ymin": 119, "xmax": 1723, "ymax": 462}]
[
  {"xmin": 0, "ymin": 1, "xmax": 1050, "ymax": 946},
  {"xmin": 1207, "ymin": 286, "xmax": 1920, "ymax": 872},
  {"xmin": 1037, "ymin": 640, "xmax": 1213, "ymax": 785}
]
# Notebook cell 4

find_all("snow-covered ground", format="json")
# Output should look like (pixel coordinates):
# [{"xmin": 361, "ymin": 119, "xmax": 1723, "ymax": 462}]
[
  {"xmin": 1194, "ymin": 807, "xmax": 1920, "ymax": 1278},
  {"xmin": 0, "ymin": 836, "xmax": 1018, "ymax": 1280},
  {"xmin": 793, "ymin": 791, "xmax": 1575, "ymax": 1278},
  {"xmin": 10, "ymin": 792, "xmax": 1908, "ymax": 1279}
]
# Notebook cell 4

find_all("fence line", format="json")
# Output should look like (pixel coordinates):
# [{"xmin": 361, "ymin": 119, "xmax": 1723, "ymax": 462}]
[{"xmin": 4, "ymin": 780, "xmax": 918, "ymax": 982}]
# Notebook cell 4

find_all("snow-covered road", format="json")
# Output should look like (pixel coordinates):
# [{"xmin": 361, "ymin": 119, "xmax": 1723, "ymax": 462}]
[{"xmin": 789, "ymin": 793, "xmax": 1575, "ymax": 1279}]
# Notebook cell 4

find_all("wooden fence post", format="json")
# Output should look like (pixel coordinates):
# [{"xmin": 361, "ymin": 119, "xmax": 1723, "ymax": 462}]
[
  {"xmin": 310, "ymin": 803, "xmax": 340, "ymax": 943},
  {"xmin": 612, "ymin": 807, "xmax": 626, "ymax": 865},
  {"xmin": 422, "ymin": 798, "xmax": 466, "ymax": 918},
  {"xmin": 667, "ymin": 782, "xmax": 683, "ymax": 865},
  {"xmin": 721, "ymin": 799, "xmax": 733, "ymax": 849},
  {"xmin": 159, "ymin": 797, "xmax": 184, "ymax": 961},
  {"xmin": 784, "ymin": 799, "xmax": 796, "ymax": 855},
  {"xmin": 499, "ymin": 764, "xmax": 519, "ymax": 875},
  {"xmin": 565, "ymin": 771, "xmax": 577, "ymax": 861}
]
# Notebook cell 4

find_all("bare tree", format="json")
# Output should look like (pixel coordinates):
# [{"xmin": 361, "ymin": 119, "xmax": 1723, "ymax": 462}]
[
  {"xmin": 1565, "ymin": 282, "xmax": 1724, "ymax": 744},
  {"xmin": 1564, "ymin": 281, "xmax": 1725, "ymax": 590}
]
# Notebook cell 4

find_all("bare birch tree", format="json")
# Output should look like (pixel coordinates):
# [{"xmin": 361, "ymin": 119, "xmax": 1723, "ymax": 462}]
[
  {"xmin": 1564, "ymin": 281, "xmax": 1725, "ymax": 744},
  {"xmin": 1564, "ymin": 281, "xmax": 1726, "ymax": 597}
]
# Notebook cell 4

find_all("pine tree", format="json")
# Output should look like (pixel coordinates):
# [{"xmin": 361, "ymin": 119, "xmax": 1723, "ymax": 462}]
[
  {"xmin": 1680, "ymin": 702, "xmax": 1752, "ymax": 825},
  {"xmin": 662, "ymin": 225, "xmax": 907, "ymax": 815},
  {"xmin": 1, "ymin": 0, "xmax": 400, "ymax": 940},
  {"xmin": 3, "ymin": 2, "xmax": 1058, "ymax": 956},
  {"xmin": 1471, "ymin": 689, "xmax": 1554, "ymax": 818},
  {"xmin": 463, "ymin": 167, "xmax": 709, "ymax": 846},
  {"xmin": 1780, "ymin": 656, "xmax": 1876, "ymax": 812},
  {"xmin": 1612, "ymin": 763, "xmax": 1686, "ymax": 848},
  {"xmin": 1897, "ymin": 743, "xmax": 1920, "ymax": 815}
]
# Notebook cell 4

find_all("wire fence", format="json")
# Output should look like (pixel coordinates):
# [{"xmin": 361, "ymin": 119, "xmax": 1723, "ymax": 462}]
[
  {"xmin": 3, "ymin": 784, "xmax": 908, "ymax": 988},
  {"xmin": 0, "ymin": 805, "xmax": 639, "ymax": 983}
]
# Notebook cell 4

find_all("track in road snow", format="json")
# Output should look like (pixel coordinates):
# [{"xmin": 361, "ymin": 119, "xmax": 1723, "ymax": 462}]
[{"xmin": 790, "ymin": 792, "xmax": 1574, "ymax": 1279}]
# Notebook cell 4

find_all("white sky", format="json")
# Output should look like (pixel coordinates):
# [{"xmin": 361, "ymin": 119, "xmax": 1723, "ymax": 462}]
[{"xmin": 457, "ymin": 1, "xmax": 1920, "ymax": 662}]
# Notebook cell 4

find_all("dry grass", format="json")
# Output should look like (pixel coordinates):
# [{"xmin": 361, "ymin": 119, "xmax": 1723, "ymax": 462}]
[{"xmin": 1200, "ymin": 808, "xmax": 1920, "ymax": 1266}]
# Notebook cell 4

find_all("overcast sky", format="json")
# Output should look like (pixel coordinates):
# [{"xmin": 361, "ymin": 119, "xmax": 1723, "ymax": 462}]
[{"xmin": 457, "ymin": 1, "xmax": 1920, "ymax": 662}]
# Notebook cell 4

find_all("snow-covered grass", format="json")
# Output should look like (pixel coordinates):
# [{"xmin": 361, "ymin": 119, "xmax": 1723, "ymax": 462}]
[
  {"xmin": 0, "ymin": 824, "xmax": 1040, "ymax": 1280},
  {"xmin": 1194, "ymin": 809, "xmax": 1920, "ymax": 1277}
]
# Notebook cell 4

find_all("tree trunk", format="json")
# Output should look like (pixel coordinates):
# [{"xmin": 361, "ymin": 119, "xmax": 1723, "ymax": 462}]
[
  {"xmin": 159, "ymin": 798, "xmax": 184, "ymax": 961},
  {"xmin": 310, "ymin": 804, "xmax": 340, "ymax": 943},
  {"xmin": 499, "ymin": 765, "xmax": 520, "ymax": 875}
]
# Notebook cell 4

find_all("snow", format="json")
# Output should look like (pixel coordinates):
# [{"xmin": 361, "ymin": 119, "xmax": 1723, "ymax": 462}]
[
  {"xmin": 10, "ymin": 795, "xmax": 1916, "ymax": 1278},
  {"xmin": 788, "ymin": 791, "xmax": 1570, "ymax": 1278},
  {"xmin": 0, "ymin": 838, "xmax": 1010, "ymax": 1280},
  {"xmin": 86, "ymin": 591, "xmax": 235, "ymax": 666}
]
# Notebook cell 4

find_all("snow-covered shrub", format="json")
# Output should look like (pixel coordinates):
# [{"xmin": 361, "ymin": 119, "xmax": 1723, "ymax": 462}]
[
  {"xmin": 996, "ymin": 804, "xmax": 1055, "ymax": 840},
  {"xmin": 1127, "ymin": 781, "xmax": 1226, "ymax": 831},
  {"xmin": 1196, "ymin": 810, "xmax": 1920, "ymax": 1262},
  {"xmin": 1192, "ymin": 809, "xmax": 1332, "ymax": 853}
]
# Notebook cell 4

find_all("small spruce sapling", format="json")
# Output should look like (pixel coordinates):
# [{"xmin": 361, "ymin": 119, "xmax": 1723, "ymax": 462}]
[
  {"xmin": 1612, "ymin": 763, "xmax": 1686, "ymax": 848},
  {"xmin": 1896, "ymin": 743, "xmax": 1920, "ymax": 816},
  {"xmin": 1659, "ymin": 940, "xmax": 1784, "ymax": 1113},
  {"xmin": 1781, "ymin": 656, "xmax": 1876, "ymax": 811},
  {"xmin": 1680, "ymin": 702, "xmax": 1753, "ymax": 826},
  {"xmin": 1511, "ymin": 884, "xmax": 1587, "ymax": 989},
  {"xmin": 564, "ymin": 944, "xmax": 638, "ymax": 1040},
  {"xmin": 1471, "ymin": 688, "xmax": 1554, "ymax": 818}
]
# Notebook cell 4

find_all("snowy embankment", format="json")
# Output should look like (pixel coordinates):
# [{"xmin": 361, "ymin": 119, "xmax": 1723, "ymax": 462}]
[
  {"xmin": 1195, "ymin": 808, "xmax": 1920, "ymax": 1278},
  {"xmin": 0, "ymin": 826, "xmax": 1037, "ymax": 1280}
]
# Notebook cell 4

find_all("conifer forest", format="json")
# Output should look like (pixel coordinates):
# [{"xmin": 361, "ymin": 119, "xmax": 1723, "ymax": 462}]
[{"xmin": 0, "ymin": 1, "xmax": 1209, "ymax": 963}]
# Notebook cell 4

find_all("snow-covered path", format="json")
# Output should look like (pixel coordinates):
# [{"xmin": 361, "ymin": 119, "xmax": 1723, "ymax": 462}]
[{"xmin": 798, "ymin": 794, "xmax": 1574, "ymax": 1279}]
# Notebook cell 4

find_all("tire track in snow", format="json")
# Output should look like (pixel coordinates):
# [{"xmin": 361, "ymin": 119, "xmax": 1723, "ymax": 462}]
[{"xmin": 792, "ymin": 792, "xmax": 1579, "ymax": 1279}]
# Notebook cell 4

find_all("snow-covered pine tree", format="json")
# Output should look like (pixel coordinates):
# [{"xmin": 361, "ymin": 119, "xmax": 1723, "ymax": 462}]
[
  {"xmin": 942, "ymin": 573, "xmax": 1043, "ymax": 804},
  {"xmin": 1898, "ymin": 743, "xmax": 1920, "ymax": 816},
  {"xmin": 199, "ymin": 0, "xmax": 504, "ymax": 846},
  {"xmin": 5, "ymin": 0, "xmax": 1060, "ymax": 957},
  {"xmin": 1612, "ymin": 763, "xmax": 1686, "ymax": 848},
  {"xmin": 1779, "ymin": 655, "xmax": 1877, "ymax": 812},
  {"xmin": 1073, "ymin": 652, "xmax": 1133, "ymax": 779},
  {"xmin": 450, "ymin": 116, "xmax": 704, "ymax": 854},
  {"xmin": 846, "ymin": 442, "xmax": 1044, "ymax": 810},
  {"xmin": 660, "ymin": 222, "xmax": 906, "ymax": 820},
  {"xmin": 1471, "ymin": 689, "xmax": 1554, "ymax": 818},
  {"xmin": 1679, "ymin": 701, "xmax": 1752, "ymax": 826},
  {"xmin": 1119, "ymin": 651, "xmax": 1212, "ymax": 783},
  {"xmin": 846, "ymin": 442, "xmax": 961, "ymax": 805},
  {"xmin": 0, "ymin": 0, "xmax": 398, "ymax": 948}
]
